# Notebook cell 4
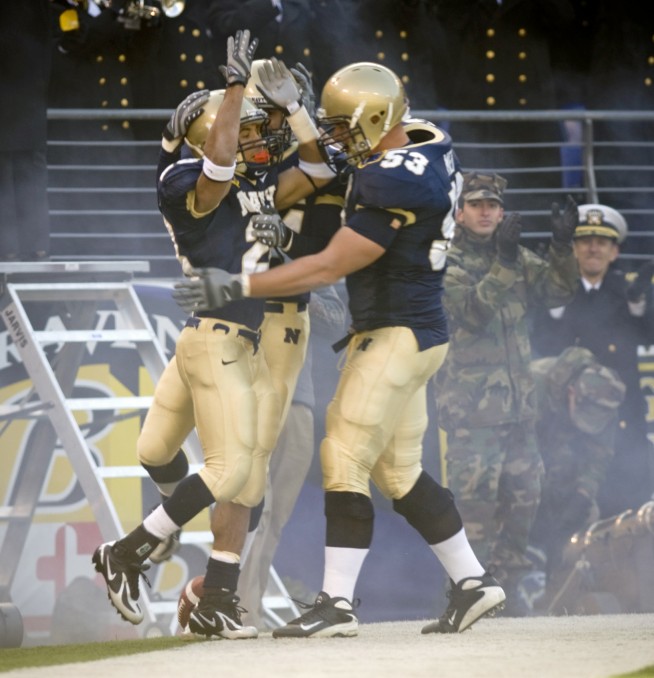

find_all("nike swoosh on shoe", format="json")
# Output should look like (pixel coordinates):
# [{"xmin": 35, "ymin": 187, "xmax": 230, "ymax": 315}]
[
  {"xmin": 194, "ymin": 613, "xmax": 219, "ymax": 628},
  {"xmin": 109, "ymin": 578, "xmax": 143, "ymax": 623},
  {"xmin": 299, "ymin": 620, "xmax": 323, "ymax": 632}
]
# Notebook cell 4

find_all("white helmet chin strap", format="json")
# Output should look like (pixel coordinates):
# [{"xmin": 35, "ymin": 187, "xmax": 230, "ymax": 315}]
[{"xmin": 350, "ymin": 101, "xmax": 365, "ymax": 130}]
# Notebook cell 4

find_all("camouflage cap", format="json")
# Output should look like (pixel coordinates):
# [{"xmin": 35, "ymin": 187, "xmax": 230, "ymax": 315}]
[
  {"xmin": 574, "ymin": 204, "xmax": 628, "ymax": 244},
  {"xmin": 461, "ymin": 171, "xmax": 507, "ymax": 205},
  {"xmin": 571, "ymin": 363, "xmax": 626, "ymax": 434}
]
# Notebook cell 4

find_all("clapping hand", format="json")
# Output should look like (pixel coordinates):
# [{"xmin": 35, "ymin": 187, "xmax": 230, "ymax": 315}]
[
  {"xmin": 496, "ymin": 212, "xmax": 522, "ymax": 265},
  {"xmin": 551, "ymin": 195, "xmax": 578, "ymax": 248},
  {"xmin": 626, "ymin": 259, "xmax": 654, "ymax": 302}
]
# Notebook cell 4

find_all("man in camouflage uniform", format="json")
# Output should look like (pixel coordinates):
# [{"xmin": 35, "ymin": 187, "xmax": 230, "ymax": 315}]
[
  {"xmin": 434, "ymin": 172, "xmax": 579, "ymax": 613},
  {"xmin": 529, "ymin": 346, "xmax": 626, "ymax": 580}
]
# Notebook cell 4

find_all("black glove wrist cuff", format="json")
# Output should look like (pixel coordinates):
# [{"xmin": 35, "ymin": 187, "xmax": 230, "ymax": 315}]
[
  {"xmin": 550, "ymin": 239, "xmax": 572, "ymax": 252},
  {"xmin": 498, "ymin": 254, "xmax": 518, "ymax": 268},
  {"xmin": 281, "ymin": 230, "xmax": 294, "ymax": 251}
]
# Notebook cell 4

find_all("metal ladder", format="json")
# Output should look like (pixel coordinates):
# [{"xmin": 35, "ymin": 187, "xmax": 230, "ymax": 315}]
[
  {"xmin": 0, "ymin": 261, "xmax": 297, "ymax": 641},
  {"xmin": 0, "ymin": 261, "xmax": 202, "ymax": 637}
]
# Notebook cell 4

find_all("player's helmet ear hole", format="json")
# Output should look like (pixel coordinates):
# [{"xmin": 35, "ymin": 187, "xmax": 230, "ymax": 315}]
[{"xmin": 370, "ymin": 113, "xmax": 382, "ymax": 125}]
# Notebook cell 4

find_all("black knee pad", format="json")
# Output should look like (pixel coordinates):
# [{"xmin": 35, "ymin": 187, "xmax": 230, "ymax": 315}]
[
  {"xmin": 324, "ymin": 491, "xmax": 374, "ymax": 549},
  {"xmin": 393, "ymin": 471, "xmax": 463, "ymax": 544},
  {"xmin": 141, "ymin": 449, "xmax": 189, "ymax": 484},
  {"xmin": 248, "ymin": 498, "xmax": 264, "ymax": 532}
]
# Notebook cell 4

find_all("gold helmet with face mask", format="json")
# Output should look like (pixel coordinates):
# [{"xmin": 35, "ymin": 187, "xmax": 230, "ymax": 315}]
[
  {"xmin": 317, "ymin": 62, "xmax": 409, "ymax": 167},
  {"xmin": 184, "ymin": 89, "xmax": 280, "ymax": 169}
]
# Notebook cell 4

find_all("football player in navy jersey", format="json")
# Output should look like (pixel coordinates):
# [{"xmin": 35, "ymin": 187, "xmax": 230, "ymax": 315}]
[
  {"xmin": 174, "ymin": 61, "xmax": 507, "ymax": 636},
  {"xmin": 197, "ymin": 60, "xmax": 345, "ymax": 629},
  {"xmin": 92, "ymin": 30, "xmax": 335, "ymax": 638}
]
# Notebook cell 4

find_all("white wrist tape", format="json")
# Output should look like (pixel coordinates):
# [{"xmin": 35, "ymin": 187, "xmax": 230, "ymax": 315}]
[
  {"xmin": 287, "ymin": 105, "xmax": 319, "ymax": 144},
  {"xmin": 202, "ymin": 157, "xmax": 236, "ymax": 182},
  {"xmin": 162, "ymin": 137, "xmax": 181, "ymax": 154},
  {"xmin": 298, "ymin": 158, "xmax": 334, "ymax": 179},
  {"xmin": 239, "ymin": 273, "xmax": 251, "ymax": 297}
]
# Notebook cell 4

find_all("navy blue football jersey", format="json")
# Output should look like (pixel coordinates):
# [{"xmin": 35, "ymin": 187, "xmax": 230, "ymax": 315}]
[
  {"xmin": 158, "ymin": 149, "xmax": 277, "ymax": 329},
  {"xmin": 344, "ymin": 120, "xmax": 462, "ymax": 350},
  {"xmin": 267, "ymin": 147, "xmax": 347, "ymax": 306}
]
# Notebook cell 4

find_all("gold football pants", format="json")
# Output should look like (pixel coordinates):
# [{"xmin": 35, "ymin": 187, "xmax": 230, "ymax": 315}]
[
  {"xmin": 321, "ymin": 326, "xmax": 448, "ymax": 499},
  {"xmin": 137, "ymin": 318, "xmax": 279, "ymax": 506}
]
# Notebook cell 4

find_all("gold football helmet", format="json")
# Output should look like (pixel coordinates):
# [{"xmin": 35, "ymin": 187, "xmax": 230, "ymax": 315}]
[
  {"xmin": 317, "ymin": 62, "xmax": 409, "ymax": 166},
  {"xmin": 184, "ymin": 89, "xmax": 280, "ymax": 168}
]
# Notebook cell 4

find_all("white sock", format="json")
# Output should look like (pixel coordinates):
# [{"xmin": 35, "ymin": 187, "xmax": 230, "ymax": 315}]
[
  {"xmin": 211, "ymin": 549, "xmax": 240, "ymax": 564},
  {"xmin": 143, "ymin": 504, "xmax": 180, "ymax": 540},
  {"xmin": 322, "ymin": 546, "xmax": 368, "ymax": 601},
  {"xmin": 430, "ymin": 528, "xmax": 485, "ymax": 584}
]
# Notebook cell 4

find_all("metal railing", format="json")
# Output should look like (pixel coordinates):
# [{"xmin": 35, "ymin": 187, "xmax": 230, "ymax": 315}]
[{"xmin": 47, "ymin": 108, "xmax": 654, "ymax": 276}]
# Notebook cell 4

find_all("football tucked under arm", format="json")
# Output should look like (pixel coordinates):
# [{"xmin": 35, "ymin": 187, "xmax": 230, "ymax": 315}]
[{"xmin": 177, "ymin": 575, "xmax": 205, "ymax": 631}]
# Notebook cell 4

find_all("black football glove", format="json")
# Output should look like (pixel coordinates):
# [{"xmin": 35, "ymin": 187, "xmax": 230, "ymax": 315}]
[
  {"xmin": 496, "ymin": 212, "xmax": 522, "ymax": 265},
  {"xmin": 250, "ymin": 207, "xmax": 293, "ymax": 249},
  {"xmin": 163, "ymin": 89, "xmax": 210, "ymax": 143},
  {"xmin": 550, "ymin": 194, "xmax": 578, "ymax": 249},
  {"xmin": 256, "ymin": 57, "xmax": 303, "ymax": 115},
  {"xmin": 172, "ymin": 268, "xmax": 244, "ymax": 313},
  {"xmin": 219, "ymin": 29, "xmax": 259, "ymax": 87},
  {"xmin": 626, "ymin": 259, "xmax": 654, "ymax": 302}
]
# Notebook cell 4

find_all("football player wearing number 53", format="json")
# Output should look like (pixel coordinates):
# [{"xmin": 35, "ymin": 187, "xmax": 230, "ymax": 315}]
[
  {"xmin": 174, "ymin": 61, "xmax": 507, "ymax": 637},
  {"xmin": 92, "ymin": 29, "xmax": 334, "ymax": 636}
]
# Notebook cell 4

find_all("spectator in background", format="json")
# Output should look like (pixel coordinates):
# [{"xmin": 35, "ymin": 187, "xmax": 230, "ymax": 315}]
[
  {"xmin": 531, "ymin": 204, "xmax": 654, "ymax": 518},
  {"xmin": 237, "ymin": 284, "xmax": 346, "ymax": 629},
  {"xmin": 529, "ymin": 347, "xmax": 626, "ymax": 592},
  {"xmin": 0, "ymin": 1, "xmax": 52, "ymax": 262},
  {"xmin": 434, "ymin": 172, "xmax": 579, "ymax": 615},
  {"xmin": 207, "ymin": 0, "xmax": 350, "ymax": 93}
]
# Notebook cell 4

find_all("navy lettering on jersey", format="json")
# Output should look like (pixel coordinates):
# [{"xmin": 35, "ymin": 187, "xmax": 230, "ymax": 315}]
[{"xmin": 158, "ymin": 152, "xmax": 278, "ymax": 329}]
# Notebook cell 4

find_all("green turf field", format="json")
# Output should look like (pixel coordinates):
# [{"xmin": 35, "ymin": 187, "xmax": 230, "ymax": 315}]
[{"xmin": 0, "ymin": 637, "xmax": 187, "ymax": 672}]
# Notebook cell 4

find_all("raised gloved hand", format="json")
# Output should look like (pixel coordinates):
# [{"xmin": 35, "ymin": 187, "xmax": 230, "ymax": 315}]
[
  {"xmin": 256, "ymin": 57, "xmax": 303, "ymax": 115},
  {"xmin": 496, "ymin": 212, "xmax": 522, "ymax": 265},
  {"xmin": 250, "ymin": 206, "xmax": 293, "ymax": 249},
  {"xmin": 172, "ymin": 268, "xmax": 243, "ymax": 313},
  {"xmin": 219, "ymin": 29, "xmax": 259, "ymax": 87},
  {"xmin": 290, "ymin": 62, "xmax": 316, "ymax": 119},
  {"xmin": 626, "ymin": 259, "xmax": 654, "ymax": 302},
  {"xmin": 551, "ymin": 194, "xmax": 578, "ymax": 249},
  {"xmin": 163, "ymin": 89, "xmax": 210, "ymax": 143}
]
